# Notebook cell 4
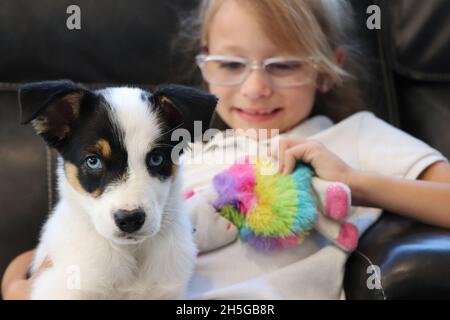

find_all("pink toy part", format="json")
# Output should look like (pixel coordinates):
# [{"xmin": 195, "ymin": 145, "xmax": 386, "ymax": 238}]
[
  {"xmin": 337, "ymin": 222, "xmax": 358, "ymax": 250},
  {"xmin": 278, "ymin": 234, "xmax": 303, "ymax": 249},
  {"xmin": 183, "ymin": 189, "xmax": 196, "ymax": 200},
  {"xmin": 325, "ymin": 183, "xmax": 349, "ymax": 220}
]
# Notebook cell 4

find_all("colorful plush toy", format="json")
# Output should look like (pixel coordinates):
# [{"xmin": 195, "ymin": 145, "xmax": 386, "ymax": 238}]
[
  {"xmin": 185, "ymin": 157, "xmax": 359, "ymax": 253},
  {"xmin": 212, "ymin": 157, "xmax": 317, "ymax": 251}
]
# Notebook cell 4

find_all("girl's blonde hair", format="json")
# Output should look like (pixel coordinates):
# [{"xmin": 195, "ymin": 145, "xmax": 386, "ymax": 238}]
[{"xmin": 176, "ymin": 0, "xmax": 365, "ymax": 123}]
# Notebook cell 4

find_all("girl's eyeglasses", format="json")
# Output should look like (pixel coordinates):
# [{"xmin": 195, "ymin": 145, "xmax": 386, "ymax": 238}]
[{"xmin": 196, "ymin": 54, "xmax": 318, "ymax": 88}]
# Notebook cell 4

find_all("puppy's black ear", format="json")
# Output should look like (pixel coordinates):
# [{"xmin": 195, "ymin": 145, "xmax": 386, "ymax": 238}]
[
  {"xmin": 19, "ymin": 80, "xmax": 93, "ymax": 148},
  {"xmin": 152, "ymin": 85, "xmax": 218, "ymax": 141}
]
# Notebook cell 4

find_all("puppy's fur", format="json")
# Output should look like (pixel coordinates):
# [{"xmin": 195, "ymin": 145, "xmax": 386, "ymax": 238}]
[{"xmin": 19, "ymin": 80, "xmax": 217, "ymax": 299}]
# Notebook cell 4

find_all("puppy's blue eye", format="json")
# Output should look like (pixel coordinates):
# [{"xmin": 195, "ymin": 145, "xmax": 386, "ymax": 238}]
[
  {"xmin": 85, "ymin": 156, "xmax": 102, "ymax": 170},
  {"xmin": 148, "ymin": 152, "xmax": 164, "ymax": 167}
]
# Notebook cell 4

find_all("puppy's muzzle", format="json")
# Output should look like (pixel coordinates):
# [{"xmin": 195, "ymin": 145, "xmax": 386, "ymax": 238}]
[{"xmin": 113, "ymin": 209, "xmax": 146, "ymax": 233}]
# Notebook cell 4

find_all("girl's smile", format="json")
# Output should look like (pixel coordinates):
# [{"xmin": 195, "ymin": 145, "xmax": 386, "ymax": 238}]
[{"xmin": 232, "ymin": 106, "xmax": 283, "ymax": 123}]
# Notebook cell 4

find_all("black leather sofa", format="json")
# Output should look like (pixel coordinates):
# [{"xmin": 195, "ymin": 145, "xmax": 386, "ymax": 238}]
[{"xmin": 0, "ymin": 0, "xmax": 449, "ymax": 299}]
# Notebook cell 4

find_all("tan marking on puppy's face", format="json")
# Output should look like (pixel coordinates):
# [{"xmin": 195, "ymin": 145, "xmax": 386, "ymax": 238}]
[
  {"xmin": 65, "ymin": 162, "xmax": 85, "ymax": 194},
  {"xmin": 95, "ymin": 139, "xmax": 112, "ymax": 159},
  {"xmin": 91, "ymin": 189, "xmax": 102, "ymax": 198},
  {"xmin": 64, "ymin": 162, "xmax": 101, "ymax": 198},
  {"xmin": 171, "ymin": 164, "xmax": 178, "ymax": 182}
]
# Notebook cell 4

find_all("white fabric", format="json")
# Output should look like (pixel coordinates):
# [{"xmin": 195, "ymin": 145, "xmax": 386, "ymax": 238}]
[{"xmin": 181, "ymin": 111, "xmax": 447, "ymax": 299}]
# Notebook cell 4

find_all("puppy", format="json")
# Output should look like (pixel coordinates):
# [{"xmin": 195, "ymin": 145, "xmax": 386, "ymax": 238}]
[{"xmin": 18, "ymin": 80, "xmax": 217, "ymax": 299}]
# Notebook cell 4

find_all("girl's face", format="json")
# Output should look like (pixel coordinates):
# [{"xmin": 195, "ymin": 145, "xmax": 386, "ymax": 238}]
[{"xmin": 206, "ymin": 0, "xmax": 319, "ymax": 134}]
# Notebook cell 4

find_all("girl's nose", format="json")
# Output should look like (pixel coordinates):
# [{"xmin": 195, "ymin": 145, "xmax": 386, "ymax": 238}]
[{"xmin": 239, "ymin": 69, "xmax": 272, "ymax": 100}]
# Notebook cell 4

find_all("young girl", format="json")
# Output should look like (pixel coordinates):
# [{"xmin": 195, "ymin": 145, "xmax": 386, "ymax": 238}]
[
  {"xmin": 3, "ymin": 0, "xmax": 450, "ymax": 299},
  {"xmin": 172, "ymin": 0, "xmax": 450, "ymax": 299}
]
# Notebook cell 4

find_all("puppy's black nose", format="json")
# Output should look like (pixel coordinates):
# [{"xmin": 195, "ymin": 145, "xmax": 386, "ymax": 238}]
[{"xmin": 113, "ymin": 209, "xmax": 146, "ymax": 233}]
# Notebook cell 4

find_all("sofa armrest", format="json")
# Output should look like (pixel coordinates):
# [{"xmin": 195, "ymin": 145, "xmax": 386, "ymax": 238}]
[{"xmin": 344, "ymin": 212, "xmax": 450, "ymax": 299}]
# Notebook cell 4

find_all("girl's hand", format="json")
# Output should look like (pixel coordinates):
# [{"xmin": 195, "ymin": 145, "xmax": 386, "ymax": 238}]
[
  {"xmin": 274, "ymin": 137, "xmax": 355, "ymax": 184},
  {"xmin": 1, "ymin": 250, "xmax": 51, "ymax": 300}
]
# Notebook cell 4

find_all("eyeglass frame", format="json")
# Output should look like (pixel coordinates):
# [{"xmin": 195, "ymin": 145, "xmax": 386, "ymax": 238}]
[{"xmin": 195, "ymin": 54, "xmax": 319, "ymax": 88}]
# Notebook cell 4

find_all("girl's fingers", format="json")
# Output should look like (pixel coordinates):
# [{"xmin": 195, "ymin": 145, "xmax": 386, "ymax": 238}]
[
  {"xmin": 1, "ymin": 250, "xmax": 35, "ymax": 299},
  {"xmin": 282, "ymin": 141, "xmax": 321, "ymax": 175},
  {"xmin": 270, "ymin": 137, "xmax": 315, "ymax": 174},
  {"xmin": 276, "ymin": 140, "xmax": 288, "ymax": 172},
  {"xmin": 1, "ymin": 249, "xmax": 52, "ymax": 299},
  {"xmin": 282, "ymin": 151, "xmax": 296, "ymax": 175},
  {"xmin": 30, "ymin": 257, "xmax": 52, "ymax": 280},
  {"xmin": 3, "ymin": 257, "xmax": 53, "ymax": 300},
  {"xmin": 3, "ymin": 279, "xmax": 33, "ymax": 300},
  {"xmin": 275, "ymin": 137, "xmax": 306, "ymax": 172},
  {"xmin": 282, "ymin": 145, "xmax": 308, "ymax": 175}
]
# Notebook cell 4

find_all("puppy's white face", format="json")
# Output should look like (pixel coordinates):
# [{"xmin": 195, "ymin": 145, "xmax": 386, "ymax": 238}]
[
  {"xmin": 61, "ymin": 88, "xmax": 178, "ymax": 245},
  {"xmin": 20, "ymin": 80, "xmax": 217, "ymax": 245}
]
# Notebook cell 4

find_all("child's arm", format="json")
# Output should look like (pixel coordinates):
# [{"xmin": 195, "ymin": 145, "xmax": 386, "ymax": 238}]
[
  {"xmin": 1, "ymin": 250, "xmax": 52, "ymax": 300},
  {"xmin": 2, "ymin": 250, "xmax": 33, "ymax": 300},
  {"xmin": 349, "ymin": 162, "xmax": 450, "ymax": 228},
  {"xmin": 277, "ymin": 137, "xmax": 450, "ymax": 229}
]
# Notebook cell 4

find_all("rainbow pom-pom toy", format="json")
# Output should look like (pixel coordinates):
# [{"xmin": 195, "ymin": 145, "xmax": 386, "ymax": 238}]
[
  {"xmin": 185, "ymin": 156, "xmax": 358, "ymax": 253},
  {"xmin": 212, "ymin": 157, "xmax": 317, "ymax": 251}
]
